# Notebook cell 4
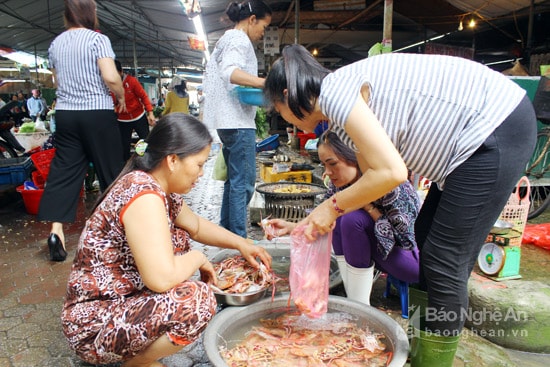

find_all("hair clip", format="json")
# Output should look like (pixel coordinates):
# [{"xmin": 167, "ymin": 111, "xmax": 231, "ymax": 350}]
[
  {"xmin": 135, "ymin": 139, "xmax": 148, "ymax": 156},
  {"xmin": 248, "ymin": 2, "xmax": 253, "ymax": 13}
]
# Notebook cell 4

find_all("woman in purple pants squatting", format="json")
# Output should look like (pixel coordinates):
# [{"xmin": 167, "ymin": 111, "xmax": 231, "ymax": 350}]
[{"xmin": 266, "ymin": 130, "xmax": 420, "ymax": 305}]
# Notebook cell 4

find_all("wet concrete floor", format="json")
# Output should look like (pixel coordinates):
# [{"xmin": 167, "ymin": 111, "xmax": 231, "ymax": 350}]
[{"xmin": 0, "ymin": 152, "xmax": 549, "ymax": 366}]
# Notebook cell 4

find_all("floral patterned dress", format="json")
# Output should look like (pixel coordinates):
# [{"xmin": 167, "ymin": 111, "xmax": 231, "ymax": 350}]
[{"xmin": 61, "ymin": 171, "xmax": 217, "ymax": 365}]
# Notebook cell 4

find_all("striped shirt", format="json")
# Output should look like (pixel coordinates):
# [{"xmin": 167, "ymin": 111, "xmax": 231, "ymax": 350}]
[
  {"xmin": 49, "ymin": 28, "xmax": 116, "ymax": 111},
  {"xmin": 319, "ymin": 53, "xmax": 526, "ymax": 188}
]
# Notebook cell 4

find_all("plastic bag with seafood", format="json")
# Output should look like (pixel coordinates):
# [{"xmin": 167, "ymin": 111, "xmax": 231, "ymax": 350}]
[{"xmin": 289, "ymin": 224, "xmax": 332, "ymax": 318}]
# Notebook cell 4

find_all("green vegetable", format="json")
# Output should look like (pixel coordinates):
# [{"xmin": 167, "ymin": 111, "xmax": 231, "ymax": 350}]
[
  {"xmin": 255, "ymin": 107, "xmax": 268, "ymax": 139},
  {"xmin": 19, "ymin": 122, "xmax": 36, "ymax": 133},
  {"xmin": 153, "ymin": 106, "xmax": 164, "ymax": 118}
]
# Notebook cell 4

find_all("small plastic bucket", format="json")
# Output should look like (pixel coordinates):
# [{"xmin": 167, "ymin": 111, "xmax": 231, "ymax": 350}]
[{"xmin": 16, "ymin": 185, "xmax": 44, "ymax": 215}]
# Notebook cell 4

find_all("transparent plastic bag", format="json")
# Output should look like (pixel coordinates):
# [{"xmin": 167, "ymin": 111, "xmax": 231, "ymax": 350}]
[{"xmin": 289, "ymin": 224, "xmax": 332, "ymax": 318}]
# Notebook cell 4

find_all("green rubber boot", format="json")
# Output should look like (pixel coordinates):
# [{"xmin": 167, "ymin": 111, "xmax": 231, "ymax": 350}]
[
  {"xmin": 410, "ymin": 324, "xmax": 459, "ymax": 367},
  {"xmin": 408, "ymin": 286, "xmax": 428, "ymax": 339}
]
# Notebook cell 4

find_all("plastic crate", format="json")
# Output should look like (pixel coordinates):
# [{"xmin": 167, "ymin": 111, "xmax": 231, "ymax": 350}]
[
  {"xmin": 30, "ymin": 148, "xmax": 56, "ymax": 180},
  {"xmin": 260, "ymin": 166, "xmax": 312, "ymax": 183},
  {"xmin": 32, "ymin": 170, "xmax": 45, "ymax": 188},
  {"xmin": 0, "ymin": 157, "xmax": 33, "ymax": 186}
]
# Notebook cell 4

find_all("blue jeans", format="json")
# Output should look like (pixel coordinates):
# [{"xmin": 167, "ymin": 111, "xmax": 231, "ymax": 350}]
[{"xmin": 216, "ymin": 129, "xmax": 256, "ymax": 238}]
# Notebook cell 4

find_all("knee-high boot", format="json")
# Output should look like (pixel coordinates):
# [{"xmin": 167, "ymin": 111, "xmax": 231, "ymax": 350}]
[
  {"xmin": 345, "ymin": 263, "xmax": 374, "ymax": 306},
  {"xmin": 410, "ymin": 319, "xmax": 459, "ymax": 367},
  {"xmin": 335, "ymin": 255, "xmax": 348, "ymax": 293},
  {"xmin": 408, "ymin": 288, "xmax": 459, "ymax": 366}
]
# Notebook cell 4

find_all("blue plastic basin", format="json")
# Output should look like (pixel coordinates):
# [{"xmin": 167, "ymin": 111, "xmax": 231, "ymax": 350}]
[
  {"xmin": 256, "ymin": 134, "xmax": 280, "ymax": 152},
  {"xmin": 235, "ymin": 87, "xmax": 265, "ymax": 106}
]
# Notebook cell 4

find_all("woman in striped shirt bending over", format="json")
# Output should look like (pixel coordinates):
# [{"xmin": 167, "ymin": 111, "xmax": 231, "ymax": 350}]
[
  {"xmin": 38, "ymin": 0, "xmax": 126, "ymax": 262},
  {"xmin": 264, "ymin": 44, "xmax": 537, "ymax": 366}
]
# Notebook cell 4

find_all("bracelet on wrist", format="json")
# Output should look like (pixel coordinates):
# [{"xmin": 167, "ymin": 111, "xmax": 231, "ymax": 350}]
[{"xmin": 331, "ymin": 195, "xmax": 345, "ymax": 215}]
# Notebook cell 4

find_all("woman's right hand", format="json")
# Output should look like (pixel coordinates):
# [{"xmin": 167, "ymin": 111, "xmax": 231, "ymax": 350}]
[{"xmin": 264, "ymin": 218, "xmax": 296, "ymax": 240}]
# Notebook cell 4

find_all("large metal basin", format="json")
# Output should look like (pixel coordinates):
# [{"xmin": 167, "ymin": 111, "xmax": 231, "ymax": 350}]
[{"xmin": 204, "ymin": 294, "xmax": 409, "ymax": 367}]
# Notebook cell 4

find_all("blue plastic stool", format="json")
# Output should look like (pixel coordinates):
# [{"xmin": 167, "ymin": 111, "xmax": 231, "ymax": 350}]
[{"xmin": 384, "ymin": 274, "xmax": 409, "ymax": 319}]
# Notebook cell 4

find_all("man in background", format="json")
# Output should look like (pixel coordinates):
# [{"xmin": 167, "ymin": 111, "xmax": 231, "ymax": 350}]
[{"xmin": 26, "ymin": 89, "xmax": 47, "ymax": 122}]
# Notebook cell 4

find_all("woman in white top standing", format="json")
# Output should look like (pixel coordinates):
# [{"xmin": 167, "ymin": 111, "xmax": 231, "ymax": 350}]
[
  {"xmin": 202, "ymin": 1, "xmax": 272, "ymax": 238},
  {"xmin": 38, "ymin": 0, "xmax": 126, "ymax": 262},
  {"xmin": 264, "ymin": 44, "xmax": 537, "ymax": 366}
]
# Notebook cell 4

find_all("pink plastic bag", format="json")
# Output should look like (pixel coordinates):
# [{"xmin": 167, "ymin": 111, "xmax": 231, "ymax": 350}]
[{"xmin": 289, "ymin": 224, "xmax": 332, "ymax": 318}]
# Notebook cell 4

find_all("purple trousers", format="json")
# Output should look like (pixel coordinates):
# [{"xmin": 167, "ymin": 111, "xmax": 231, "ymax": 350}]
[{"xmin": 332, "ymin": 209, "xmax": 419, "ymax": 283}]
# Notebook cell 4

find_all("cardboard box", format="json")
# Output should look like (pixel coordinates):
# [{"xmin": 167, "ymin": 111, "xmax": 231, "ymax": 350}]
[{"xmin": 261, "ymin": 166, "xmax": 312, "ymax": 183}]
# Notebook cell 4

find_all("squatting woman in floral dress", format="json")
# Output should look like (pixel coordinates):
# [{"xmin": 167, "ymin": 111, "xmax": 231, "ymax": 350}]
[{"xmin": 61, "ymin": 113, "xmax": 271, "ymax": 366}]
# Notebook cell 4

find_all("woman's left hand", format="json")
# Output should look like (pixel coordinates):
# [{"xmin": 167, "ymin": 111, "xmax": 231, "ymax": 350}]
[{"xmin": 239, "ymin": 240, "xmax": 272, "ymax": 270}]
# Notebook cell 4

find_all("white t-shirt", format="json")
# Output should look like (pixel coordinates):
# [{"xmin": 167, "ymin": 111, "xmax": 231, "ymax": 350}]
[{"xmin": 203, "ymin": 29, "xmax": 258, "ymax": 130}]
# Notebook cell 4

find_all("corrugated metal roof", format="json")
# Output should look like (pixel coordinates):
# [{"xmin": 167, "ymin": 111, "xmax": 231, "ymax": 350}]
[{"xmin": 0, "ymin": 0, "xmax": 548, "ymax": 74}]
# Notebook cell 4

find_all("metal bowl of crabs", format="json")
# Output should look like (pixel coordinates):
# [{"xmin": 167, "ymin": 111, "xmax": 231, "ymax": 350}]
[
  {"xmin": 210, "ymin": 239, "xmax": 342, "ymax": 306},
  {"xmin": 212, "ymin": 286, "xmax": 268, "ymax": 307},
  {"xmin": 204, "ymin": 294, "xmax": 409, "ymax": 367},
  {"xmin": 210, "ymin": 250, "xmax": 271, "ymax": 307}
]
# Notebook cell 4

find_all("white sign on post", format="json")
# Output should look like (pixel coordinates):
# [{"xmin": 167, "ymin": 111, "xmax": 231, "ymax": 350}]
[{"xmin": 264, "ymin": 27, "xmax": 279, "ymax": 56}]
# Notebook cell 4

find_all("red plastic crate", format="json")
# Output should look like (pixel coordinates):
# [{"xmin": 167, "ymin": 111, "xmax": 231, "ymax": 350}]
[
  {"xmin": 31, "ymin": 170, "xmax": 45, "ymax": 188},
  {"xmin": 30, "ymin": 148, "xmax": 56, "ymax": 180}
]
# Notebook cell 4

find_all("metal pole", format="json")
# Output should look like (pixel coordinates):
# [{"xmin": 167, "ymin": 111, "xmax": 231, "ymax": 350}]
[
  {"xmin": 34, "ymin": 44, "xmax": 39, "ymax": 86},
  {"xmin": 382, "ymin": 0, "xmax": 393, "ymax": 52},
  {"xmin": 291, "ymin": 0, "xmax": 300, "ymax": 149},
  {"xmin": 157, "ymin": 31, "xmax": 162, "ymax": 100},
  {"xmin": 133, "ymin": 22, "xmax": 138, "ymax": 77},
  {"xmin": 294, "ymin": 0, "xmax": 299, "ymax": 44},
  {"xmin": 526, "ymin": 0, "xmax": 534, "ymax": 63}
]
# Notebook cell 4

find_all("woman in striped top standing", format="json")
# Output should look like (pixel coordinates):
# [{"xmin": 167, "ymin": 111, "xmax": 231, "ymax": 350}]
[
  {"xmin": 264, "ymin": 44, "xmax": 537, "ymax": 366},
  {"xmin": 38, "ymin": 0, "xmax": 126, "ymax": 263}
]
